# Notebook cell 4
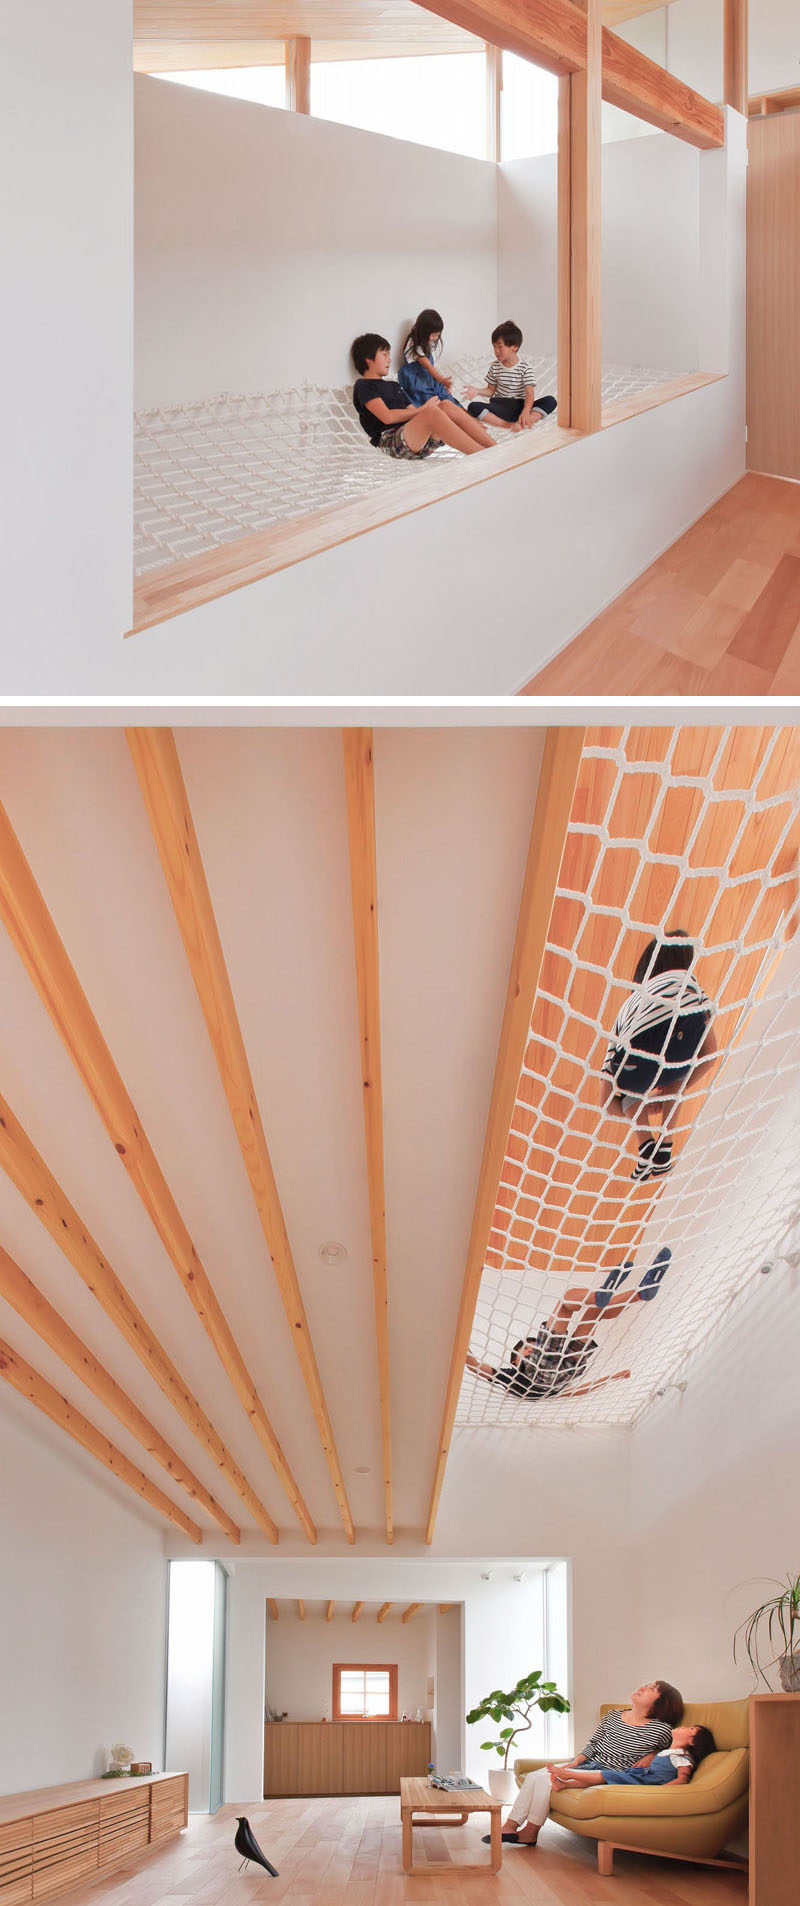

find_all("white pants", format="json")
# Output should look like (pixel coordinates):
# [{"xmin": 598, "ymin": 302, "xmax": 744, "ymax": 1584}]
[{"xmin": 507, "ymin": 1768, "xmax": 553, "ymax": 1829}]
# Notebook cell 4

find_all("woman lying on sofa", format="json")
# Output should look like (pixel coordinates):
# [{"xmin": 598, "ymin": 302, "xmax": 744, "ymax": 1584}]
[
  {"xmin": 550, "ymin": 1721, "xmax": 716, "ymax": 1790},
  {"xmin": 489, "ymin": 1681, "xmax": 684, "ymax": 1847}
]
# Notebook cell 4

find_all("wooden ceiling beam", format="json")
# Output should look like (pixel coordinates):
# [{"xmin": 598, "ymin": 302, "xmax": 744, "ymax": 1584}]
[
  {"xmin": 342, "ymin": 730, "xmax": 393, "ymax": 1545},
  {"xmin": 352, "ymin": 1601, "xmax": 364, "ymax": 1622},
  {"xmin": 376, "ymin": 1602, "xmax": 393, "ymax": 1622},
  {"xmin": 425, "ymin": 728, "xmax": 586, "ymax": 1544},
  {"xmin": 438, "ymin": 1603, "xmax": 456, "ymax": 1612},
  {"xmin": 0, "ymin": 1088, "xmax": 276, "ymax": 1539},
  {"xmin": 601, "ymin": 26, "xmax": 724, "ymax": 145},
  {"xmin": 414, "ymin": 0, "xmax": 586, "ymax": 78},
  {"xmin": 401, "ymin": 1603, "xmax": 423, "ymax": 1623},
  {"xmin": 298, "ymin": 1600, "xmax": 306, "ymax": 1618},
  {"xmin": 327, "ymin": 1600, "xmax": 335, "ymax": 1621},
  {"xmin": 128, "ymin": 728, "xmax": 352, "ymax": 1545},
  {"xmin": 0, "ymin": 1242, "xmax": 241, "ymax": 1542},
  {"xmin": 0, "ymin": 796, "xmax": 315, "ymax": 1545},
  {"xmin": 268, "ymin": 1598, "xmax": 279, "ymax": 1620},
  {"xmin": 0, "ymin": 1334, "xmax": 203, "ymax": 1542}
]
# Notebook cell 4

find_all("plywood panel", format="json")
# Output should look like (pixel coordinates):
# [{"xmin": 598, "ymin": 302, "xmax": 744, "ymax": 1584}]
[
  {"xmin": 341, "ymin": 1724, "xmax": 388, "ymax": 1794},
  {"xmin": 385, "ymin": 1724, "xmax": 432, "ymax": 1789},
  {"xmin": 747, "ymin": 113, "xmax": 800, "ymax": 480},
  {"xmin": 264, "ymin": 1723, "xmax": 301, "ymax": 1796},
  {"xmin": 750, "ymin": 1694, "xmax": 800, "ymax": 1906}
]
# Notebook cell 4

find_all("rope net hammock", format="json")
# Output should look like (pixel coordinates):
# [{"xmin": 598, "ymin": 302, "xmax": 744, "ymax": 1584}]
[
  {"xmin": 134, "ymin": 357, "xmax": 681, "ymax": 575},
  {"xmin": 459, "ymin": 725, "xmax": 800, "ymax": 1431}
]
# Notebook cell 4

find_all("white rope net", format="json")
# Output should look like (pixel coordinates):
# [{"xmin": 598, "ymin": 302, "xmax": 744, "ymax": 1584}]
[
  {"xmin": 134, "ymin": 357, "xmax": 680, "ymax": 574},
  {"xmin": 458, "ymin": 726, "xmax": 800, "ymax": 1432}
]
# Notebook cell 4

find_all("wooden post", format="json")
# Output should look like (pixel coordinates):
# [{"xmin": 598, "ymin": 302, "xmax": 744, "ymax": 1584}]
[
  {"xmin": 557, "ymin": 0, "xmax": 601, "ymax": 433},
  {"xmin": 285, "ymin": 36, "xmax": 311, "ymax": 114},
  {"xmin": 723, "ymin": 0, "xmax": 748, "ymax": 116},
  {"xmin": 485, "ymin": 44, "xmax": 502, "ymax": 162}
]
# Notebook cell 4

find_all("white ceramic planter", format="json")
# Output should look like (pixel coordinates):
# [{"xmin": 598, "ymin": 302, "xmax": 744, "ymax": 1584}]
[{"xmin": 487, "ymin": 1767, "xmax": 517, "ymax": 1805}]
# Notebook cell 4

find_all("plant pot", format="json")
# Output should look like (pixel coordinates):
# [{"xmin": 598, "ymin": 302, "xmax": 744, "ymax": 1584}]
[
  {"xmin": 488, "ymin": 1768, "xmax": 517, "ymax": 1805},
  {"xmin": 778, "ymin": 1650, "xmax": 800, "ymax": 1692}
]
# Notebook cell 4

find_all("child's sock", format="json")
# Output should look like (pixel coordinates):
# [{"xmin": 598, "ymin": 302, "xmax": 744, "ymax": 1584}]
[{"xmin": 637, "ymin": 1246, "xmax": 672, "ymax": 1299}]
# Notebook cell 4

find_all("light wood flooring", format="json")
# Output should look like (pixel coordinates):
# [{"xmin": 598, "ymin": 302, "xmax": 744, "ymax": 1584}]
[
  {"xmin": 61, "ymin": 1794, "xmax": 747, "ymax": 1906},
  {"xmin": 523, "ymin": 472, "xmax": 800, "ymax": 697}
]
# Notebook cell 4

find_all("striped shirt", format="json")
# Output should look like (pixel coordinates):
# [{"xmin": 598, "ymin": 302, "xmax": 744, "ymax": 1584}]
[
  {"xmin": 581, "ymin": 1709, "xmax": 672, "ymax": 1770},
  {"xmin": 486, "ymin": 357, "xmax": 534, "ymax": 398},
  {"xmin": 602, "ymin": 971, "xmax": 712, "ymax": 1077}
]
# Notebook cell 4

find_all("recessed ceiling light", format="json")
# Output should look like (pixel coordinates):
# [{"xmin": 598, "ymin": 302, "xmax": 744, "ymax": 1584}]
[{"xmin": 318, "ymin": 1241, "xmax": 348, "ymax": 1266}]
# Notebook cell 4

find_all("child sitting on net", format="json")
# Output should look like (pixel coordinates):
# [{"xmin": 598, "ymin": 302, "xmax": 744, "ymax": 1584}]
[
  {"xmin": 351, "ymin": 334, "xmax": 494, "ymax": 460},
  {"xmin": 600, "ymin": 928, "xmax": 718, "ymax": 1182},
  {"xmin": 398, "ymin": 308, "xmax": 460, "ymax": 407},
  {"xmin": 549, "ymin": 1723, "xmax": 716, "ymax": 1790},
  {"xmin": 466, "ymin": 320, "xmax": 557, "ymax": 431}
]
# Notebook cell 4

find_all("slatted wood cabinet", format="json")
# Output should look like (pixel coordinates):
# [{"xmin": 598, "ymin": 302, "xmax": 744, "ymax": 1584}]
[
  {"xmin": 0, "ymin": 1773, "xmax": 187, "ymax": 1901},
  {"xmin": 264, "ymin": 1722, "xmax": 431, "ymax": 1797}
]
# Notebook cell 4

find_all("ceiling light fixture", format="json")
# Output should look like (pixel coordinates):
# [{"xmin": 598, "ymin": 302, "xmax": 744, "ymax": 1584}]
[
  {"xmin": 318, "ymin": 1241, "xmax": 348, "ymax": 1266},
  {"xmin": 355, "ymin": 1466, "xmax": 371, "ymax": 1475}
]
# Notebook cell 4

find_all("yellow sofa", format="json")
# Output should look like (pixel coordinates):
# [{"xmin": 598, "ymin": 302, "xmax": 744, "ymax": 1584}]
[{"xmin": 515, "ymin": 1699, "xmax": 749, "ymax": 1876}]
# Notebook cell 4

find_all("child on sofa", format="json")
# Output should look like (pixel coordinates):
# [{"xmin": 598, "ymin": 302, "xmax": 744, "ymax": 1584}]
[{"xmin": 549, "ymin": 1723, "xmax": 716, "ymax": 1789}]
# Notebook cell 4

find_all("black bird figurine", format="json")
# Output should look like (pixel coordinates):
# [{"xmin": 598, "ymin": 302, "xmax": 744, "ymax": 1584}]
[{"xmin": 234, "ymin": 1815, "xmax": 279, "ymax": 1876}]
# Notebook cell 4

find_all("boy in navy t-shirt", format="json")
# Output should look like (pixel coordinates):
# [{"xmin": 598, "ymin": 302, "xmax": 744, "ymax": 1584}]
[{"xmin": 351, "ymin": 334, "xmax": 494, "ymax": 460}]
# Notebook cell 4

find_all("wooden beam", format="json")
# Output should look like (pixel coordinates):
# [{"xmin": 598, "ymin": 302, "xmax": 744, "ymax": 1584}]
[
  {"xmin": 602, "ymin": 25, "xmax": 724, "ymax": 146},
  {"xmin": 559, "ymin": 0, "xmax": 602, "ymax": 432},
  {"xmin": 414, "ymin": 0, "xmax": 587, "ymax": 78},
  {"xmin": 342, "ymin": 730, "xmax": 393, "ymax": 1546},
  {"xmin": 0, "ymin": 796, "xmax": 315, "ymax": 1545},
  {"xmin": 298, "ymin": 1600, "xmax": 306, "ymax": 1619},
  {"xmin": 377, "ymin": 1602, "xmax": 393, "ymax": 1623},
  {"xmin": 0, "ymin": 1242, "xmax": 241, "ymax": 1542},
  {"xmin": 327, "ymin": 1601, "xmax": 335, "ymax": 1621},
  {"xmin": 285, "ymin": 35, "xmax": 310, "ymax": 112},
  {"xmin": 723, "ymin": 0, "xmax": 747, "ymax": 116},
  {"xmin": 438, "ymin": 1603, "xmax": 456, "ymax": 1613},
  {"xmin": 0, "ymin": 1087, "xmax": 277, "ymax": 1540},
  {"xmin": 0, "ymin": 1334, "xmax": 203, "ymax": 1542},
  {"xmin": 401, "ymin": 1604, "xmax": 423, "ymax": 1624},
  {"xmin": 128, "ymin": 728, "xmax": 353, "ymax": 1544},
  {"xmin": 268, "ymin": 1599, "xmax": 279, "ymax": 1621},
  {"xmin": 425, "ymin": 728, "xmax": 585, "ymax": 1544},
  {"xmin": 352, "ymin": 1601, "xmax": 364, "ymax": 1622},
  {"xmin": 485, "ymin": 43, "xmax": 502, "ymax": 161}
]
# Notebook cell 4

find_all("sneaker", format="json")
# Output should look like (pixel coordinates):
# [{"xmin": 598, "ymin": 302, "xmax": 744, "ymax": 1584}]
[
  {"xmin": 637, "ymin": 1246, "xmax": 672, "ymax": 1301},
  {"xmin": 631, "ymin": 1136, "xmax": 656, "ymax": 1181}
]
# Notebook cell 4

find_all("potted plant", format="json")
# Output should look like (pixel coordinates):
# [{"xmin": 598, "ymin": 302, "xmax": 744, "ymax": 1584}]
[
  {"xmin": 467, "ymin": 1670, "xmax": 571, "ymax": 1803},
  {"xmin": 734, "ymin": 1572, "xmax": 800, "ymax": 1691}
]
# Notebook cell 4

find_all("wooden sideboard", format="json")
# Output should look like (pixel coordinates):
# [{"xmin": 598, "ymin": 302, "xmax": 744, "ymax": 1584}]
[
  {"xmin": 749, "ymin": 1693, "xmax": 800, "ymax": 1906},
  {"xmin": 264, "ymin": 1722, "xmax": 431, "ymax": 1797},
  {"xmin": 0, "ymin": 1772, "xmax": 188, "ymax": 1901}
]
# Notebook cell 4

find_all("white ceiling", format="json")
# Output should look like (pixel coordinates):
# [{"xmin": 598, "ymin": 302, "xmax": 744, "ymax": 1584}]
[{"xmin": 0, "ymin": 726, "xmax": 542, "ymax": 1548}]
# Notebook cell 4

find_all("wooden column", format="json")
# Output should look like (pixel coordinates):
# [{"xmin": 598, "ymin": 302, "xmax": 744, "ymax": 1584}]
[
  {"xmin": 285, "ymin": 36, "xmax": 311, "ymax": 114},
  {"xmin": 723, "ymin": 0, "xmax": 748, "ymax": 116},
  {"xmin": 557, "ymin": 0, "xmax": 602, "ymax": 432},
  {"xmin": 485, "ymin": 44, "xmax": 502, "ymax": 162}
]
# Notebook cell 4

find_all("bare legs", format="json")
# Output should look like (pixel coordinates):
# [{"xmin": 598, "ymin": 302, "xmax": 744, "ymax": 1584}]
[{"xmin": 402, "ymin": 397, "xmax": 493, "ymax": 456}]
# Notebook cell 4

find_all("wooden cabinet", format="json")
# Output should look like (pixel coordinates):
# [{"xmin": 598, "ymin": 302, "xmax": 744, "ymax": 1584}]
[
  {"xmin": 264, "ymin": 1722, "xmax": 430, "ymax": 1798},
  {"xmin": 0, "ymin": 1775, "xmax": 187, "ymax": 1903},
  {"xmin": 750, "ymin": 1693, "xmax": 800, "ymax": 1906}
]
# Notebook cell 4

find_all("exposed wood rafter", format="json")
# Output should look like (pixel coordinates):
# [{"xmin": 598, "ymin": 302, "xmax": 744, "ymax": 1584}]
[
  {"xmin": 0, "ymin": 1335, "xmax": 203, "ymax": 1542},
  {"xmin": 377, "ymin": 1602, "xmax": 393, "ymax": 1623},
  {"xmin": 438, "ymin": 1603, "xmax": 456, "ymax": 1612},
  {"xmin": 0, "ymin": 1089, "xmax": 276, "ymax": 1539},
  {"xmin": 342, "ymin": 730, "xmax": 393, "ymax": 1545},
  {"xmin": 723, "ymin": 0, "xmax": 747, "ymax": 116},
  {"xmin": 268, "ymin": 1599, "xmax": 279, "ymax": 1620},
  {"xmin": 401, "ymin": 1604, "xmax": 422, "ymax": 1623},
  {"xmin": 0, "ymin": 795, "xmax": 315, "ymax": 1545},
  {"xmin": 327, "ymin": 1600, "xmax": 335, "ymax": 1621},
  {"xmin": 298, "ymin": 1600, "xmax": 306, "ymax": 1619},
  {"xmin": 352, "ymin": 1601, "xmax": 364, "ymax": 1622},
  {"xmin": 285, "ymin": 35, "xmax": 310, "ymax": 111},
  {"xmin": 425, "ymin": 728, "xmax": 586, "ymax": 1544},
  {"xmin": 128, "ymin": 727, "xmax": 353, "ymax": 1543},
  {"xmin": 0, "ymin": 1243, "xmax": 241, "ymax": 1542}
]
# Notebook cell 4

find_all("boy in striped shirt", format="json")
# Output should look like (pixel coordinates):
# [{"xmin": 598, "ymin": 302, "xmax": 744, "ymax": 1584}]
[
  {"xmin": 466, "ymin": 320, "xmax": 557, "ymax": 431},
  {"xmin": 600, "ymin": 929, "xmax": 718, "ymax": 1181}
]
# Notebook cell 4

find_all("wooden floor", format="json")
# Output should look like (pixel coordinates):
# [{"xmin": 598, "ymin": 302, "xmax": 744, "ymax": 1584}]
[
  {"xmin": 61, "ymin": 1794, "xmax": 747, "ymax": 1906},
  {"xmin": 523, "ymin": 472, "xmax": 800, "ymax": 697}
]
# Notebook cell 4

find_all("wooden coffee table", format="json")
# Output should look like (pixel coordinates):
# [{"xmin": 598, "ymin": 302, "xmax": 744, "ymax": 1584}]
[{"xmin": 399, "ymin": 1777, "xmax": 503, "ymax": 1875}]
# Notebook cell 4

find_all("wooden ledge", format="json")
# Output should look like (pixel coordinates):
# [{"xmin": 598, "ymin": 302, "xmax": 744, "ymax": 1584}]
[
  {"xmin": 129, "ymin": 424, "xmax": 581, "ymax": 634},
  {"xmin": 601, "ymin": 369, "xmax": 727, "ymax": 427}
]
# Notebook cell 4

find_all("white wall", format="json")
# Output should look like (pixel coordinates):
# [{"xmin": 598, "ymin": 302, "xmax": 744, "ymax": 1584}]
[
  {"xmin": 134, "ymin": 74, "xmax": 498, "ymax": 407},
  {"xmin": 627, "ymin": 0, "xmax": 800, "ymax": 100},
  {"xmin": 0, "ymin": 1388, "xmax": 168, "ymax": 1795},
  {"xmin": 499, "ymin": 133, "xmax": 702, "ymax": 370},
  {"xmin": 0, "ymin": 0, "xmax": 133, "ymax": 685},
  {"xmin": 264, "ymin": 1604, "xmax": 435, "ymax": 1722}
]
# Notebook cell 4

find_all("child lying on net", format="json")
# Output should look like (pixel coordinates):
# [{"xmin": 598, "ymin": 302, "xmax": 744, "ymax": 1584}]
[
  {"xmin": 600, "ymin": 928, "xmax": 718, "ymax": 1183},
  {"xmin": 549, "ymin": 1723, "xmax": 716, "ymax": 1789},
  {"xmin": 465, "ymin": 1249, "xmax": 672, "ymax": 1400}
]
